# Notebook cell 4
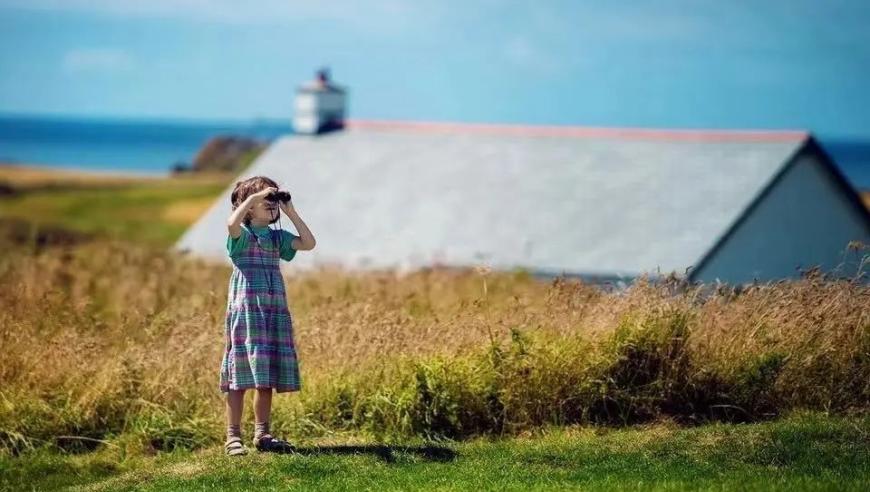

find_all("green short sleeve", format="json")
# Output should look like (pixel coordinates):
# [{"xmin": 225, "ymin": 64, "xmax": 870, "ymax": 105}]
[
  {"xmin": 226, "ymin": 230, "xmax": 249, "ymax": 257},
  {"xmin": 280, "ymin": 230, "xmax": 300, "ymax": 261}
]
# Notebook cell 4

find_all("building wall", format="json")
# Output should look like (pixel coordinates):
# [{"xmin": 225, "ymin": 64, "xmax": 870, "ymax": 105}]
[{"xmin": 691, "ymin": 151, "xmax": 870, "ymax": 284}]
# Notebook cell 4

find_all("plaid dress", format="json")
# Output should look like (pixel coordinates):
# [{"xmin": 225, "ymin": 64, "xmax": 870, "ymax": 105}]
[{"xmin": 220, "ymin": 223, "xmax": 302, "ymax": 393}]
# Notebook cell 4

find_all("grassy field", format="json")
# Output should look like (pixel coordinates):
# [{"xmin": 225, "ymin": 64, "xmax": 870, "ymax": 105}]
[
  {"xmin": 0, "ymin": 165, "xmax": 868, "ymax": 491},
  {"xmin": 1, "ymin": 413, "xmax": 867, "ymax": 491},
  {"xmin": 0, "ymin": 164, "xmax": 234, "ymax": 246}
]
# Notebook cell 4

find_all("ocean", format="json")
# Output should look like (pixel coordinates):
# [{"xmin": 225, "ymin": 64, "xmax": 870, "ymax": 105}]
[
  {"xmin": 821, "ymin": 140, "xmax": 870, "ymax": 190},
  {"xmin": 0, "ymin": 114, "xmax": 868, "ymax": 190},
  {"xmin": 0, "ymin": 114, "xmax": 293, "ymax": 176}
]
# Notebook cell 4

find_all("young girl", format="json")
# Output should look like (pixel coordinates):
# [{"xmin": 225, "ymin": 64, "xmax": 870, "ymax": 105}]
[{"xmin": 220, "ymin": 176, "xmax": 316, "ymax": 456}]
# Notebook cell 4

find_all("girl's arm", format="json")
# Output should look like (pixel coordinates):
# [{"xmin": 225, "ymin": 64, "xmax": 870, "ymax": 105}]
[
  {"xmin": 227, "ymin": 187, "xmax": 276, "ymax": 238},
  {"xmin": 279, "ymin": 199, "xmax": 316, "ymax": 250}
]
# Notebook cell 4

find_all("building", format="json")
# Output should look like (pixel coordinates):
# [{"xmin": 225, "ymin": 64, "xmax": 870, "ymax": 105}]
[
  {"xmin": 175, "ymin": 77, "xmax": 870, "ymax": 285},
  {"xmin": 292, "ymin": 68, "xmax": 347, "ymax": 135}
]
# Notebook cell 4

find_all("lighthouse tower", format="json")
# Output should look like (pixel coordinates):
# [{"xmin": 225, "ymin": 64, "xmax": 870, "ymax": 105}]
[{"xmin": 292, "ymin": 68, "xmax": 347, "ymax": 135}]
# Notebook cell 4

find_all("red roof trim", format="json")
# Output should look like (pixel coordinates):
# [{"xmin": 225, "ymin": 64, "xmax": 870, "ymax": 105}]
[{"xmin": 346, "ymin": 119, "xmax": 809, "ymax": 142}]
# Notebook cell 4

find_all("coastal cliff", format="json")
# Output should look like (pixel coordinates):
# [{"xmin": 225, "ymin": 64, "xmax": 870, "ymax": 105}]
[{"xmin": 174, "ymin": 135, "xmax": 265, "ymax": 174}]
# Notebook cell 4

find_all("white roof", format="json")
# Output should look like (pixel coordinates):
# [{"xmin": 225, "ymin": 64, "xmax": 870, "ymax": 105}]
[{"xmin": 175, "ymin": 121, "xmax": 809, "ymax": 279}]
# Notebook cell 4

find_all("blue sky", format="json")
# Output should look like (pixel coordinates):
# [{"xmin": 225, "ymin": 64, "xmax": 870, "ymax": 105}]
[{"xmin": 1, "ymin": 0, "xmax": 869, "ymax": 138}]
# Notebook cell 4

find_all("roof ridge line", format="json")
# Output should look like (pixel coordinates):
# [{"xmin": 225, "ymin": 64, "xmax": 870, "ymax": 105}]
[{"xmin": 345, "ymin": 119, "xmax": 809, "ymax": 142}]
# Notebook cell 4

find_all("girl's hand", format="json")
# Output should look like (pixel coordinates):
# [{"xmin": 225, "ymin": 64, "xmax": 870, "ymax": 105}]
[
  {"xmin": 280, "ymin": 197, "xmax": 296, "ymax": 216},
  {"xmin": 250, "ymin": 187, "xmax": 277, "ymax": 203},
  {"xmin": 279, "ymin": 195, "xmax": 316, "ymax": 250}
]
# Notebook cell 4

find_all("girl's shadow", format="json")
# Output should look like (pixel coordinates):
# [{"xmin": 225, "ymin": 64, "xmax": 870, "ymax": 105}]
[{"xmin": 269, "ymin": 444, "xmax": 457, "ymax": 463}]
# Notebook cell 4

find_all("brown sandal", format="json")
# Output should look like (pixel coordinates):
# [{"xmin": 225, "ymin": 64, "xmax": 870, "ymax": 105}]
[{"xmin": 253, "ymin": 434, "xmax": 295, "ymax": 453}]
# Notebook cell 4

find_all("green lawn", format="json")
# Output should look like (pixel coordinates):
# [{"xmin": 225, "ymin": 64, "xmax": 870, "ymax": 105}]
[{"xmin": 1, "ymin": 412, "xmax": 867, "ymax": 491}]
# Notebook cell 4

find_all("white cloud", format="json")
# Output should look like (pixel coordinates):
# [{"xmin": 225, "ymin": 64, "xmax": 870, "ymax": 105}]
[{"xmin": 63, "ymin": 48, "xmax": 135, "ymax": 73}]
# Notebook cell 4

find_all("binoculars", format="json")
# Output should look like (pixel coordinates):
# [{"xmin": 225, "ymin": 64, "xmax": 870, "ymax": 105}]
[{"xmin": 265, "ymin": 190, "xmax": 292, "ymax": 203}]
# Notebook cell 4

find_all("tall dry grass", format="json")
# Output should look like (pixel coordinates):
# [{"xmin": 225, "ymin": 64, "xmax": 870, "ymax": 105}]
[{"xmin": 0, "ymin": 237, "xmax": 867, "ymax": 454}]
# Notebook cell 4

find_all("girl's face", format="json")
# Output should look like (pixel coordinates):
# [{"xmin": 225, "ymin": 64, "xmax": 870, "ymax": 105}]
[{"xmin": 249, "ymin": 196, "xmax": 279, "ymax": 226}]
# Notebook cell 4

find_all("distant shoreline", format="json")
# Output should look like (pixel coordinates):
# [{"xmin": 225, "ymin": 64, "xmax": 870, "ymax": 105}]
[
  {"xmin": 0, "ymin": 161, "xmax": 167, "ymax": 179},
  {"xmin": 0, "ymin": 114, "xmax": 292, "ymax": 177}
]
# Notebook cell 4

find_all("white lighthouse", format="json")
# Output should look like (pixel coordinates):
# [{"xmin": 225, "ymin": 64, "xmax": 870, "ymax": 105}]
[{"xmin": 292, "ymin": 68, "xmax": 347, "ymax": 135}]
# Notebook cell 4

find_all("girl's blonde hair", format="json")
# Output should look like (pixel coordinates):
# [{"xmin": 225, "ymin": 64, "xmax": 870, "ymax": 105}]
[{"xmin": 230, "ymin": 176, "xmax": 280, "ymax": 225}]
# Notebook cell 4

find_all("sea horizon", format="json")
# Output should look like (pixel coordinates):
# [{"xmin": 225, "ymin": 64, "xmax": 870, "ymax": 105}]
[{"xmin": 0, "ymin": 113, "xmax": 294, "ymax": 177}]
